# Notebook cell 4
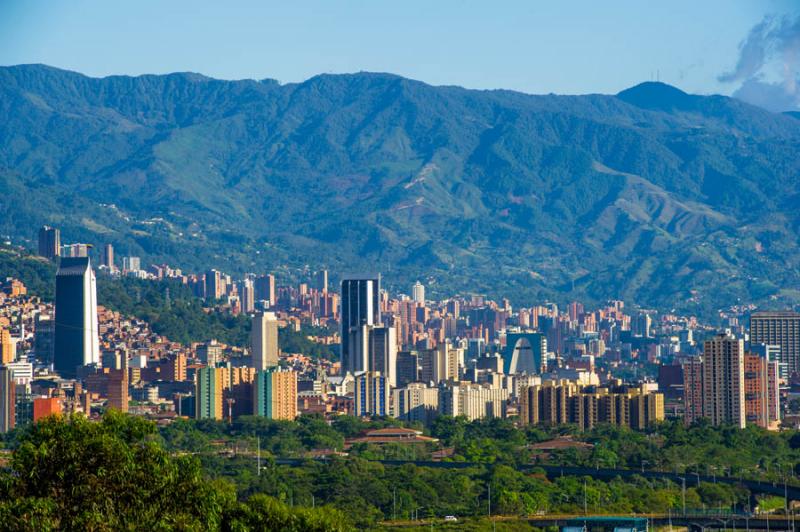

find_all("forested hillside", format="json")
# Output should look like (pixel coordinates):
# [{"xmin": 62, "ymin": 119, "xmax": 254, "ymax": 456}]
[{"xmin": 2, "ymin": 64, "xmax": 800, "ymax": 315}]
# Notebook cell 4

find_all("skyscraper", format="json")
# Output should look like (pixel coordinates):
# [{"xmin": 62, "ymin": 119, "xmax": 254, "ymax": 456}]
[
  {"xmin": 61, "ymin": 243, "xmax": 90, "ymax": 258},
  {"xmin": 0, "ymin": 367, "xmax": 14, "ymax": 433},
  {"xmin": 341, "ymin": 275, "xmax": 381, "ymax": 374},
  {"xmin": 419, "ymin": 341, "xmax": 461, "ymax": 384},
  {"xmin": 240, "ymin": 278, "xmax": 255, "ymax": 314},
  {"xmin": 34, "ymin": 315, "xmax": 55, "ymax": 364},
  {"xmin": 54, "ymin": 257, "xmax": 100, "ymax": 377},
  {"xmin": 197, "ymin": 340, "xmax": 223, "ymax": 367},
  {"xmin": 103, "ymin": 243, "xmax": 115, "ymax": 270},
  {"xmin": 195, "ymin": 366, "xmax": 223, "ymax": 420},
  {"xmin": 681, "ymin": 358, "xmax": 704, "ymax": 426},
  {"xmin": 122, "ymin": 256, "xmax": 141, "ymax": 273},
  {"xmin": 316, "ymin": 270, "xmax": 328, "ymax": 293},
  {"xmin": 106, "ymin": 368, "xmax": 129, "ymax": 413},
  {"xmin": 750, "ymin": 343, "xmax": 788, "ymax": 381},
  {"xmin": 37, "ymin": 226, "xmax": 60, "ymax": 260},
  {"xmin": 702, "ymin": 334, "xmax": 745, "ymax": 428},
  {"xmin": 251, "ymin": 312, "xmax": 279, "ymax": 370},
  {"xmin": 347, "ymin": 324, "xmax": 397, "ymax": 386},
  {"xmin": 0, "ymin": 328, "xmax": 14, "ymax": 365},
  {"xmin": 253, "ymin": 367, "xmax": 297, "ymax": 419},
  {"xmin": 354, "ymin": 371, "xmax": 389, "ymax": 417},
  {"xmin": 750, "ymin": 311, "xmax": 800, "ymax": 373},
  {"xmin": 370, "ymin": 325, "xmax": 397, "ymax": 387},
  {"xmin": 205, "ymin": 269, "xmax": 223, "ymax": 300},
  {"xmin": 743, "ymin": 353, "xmax": 780, "ymax": 429},
  {"xmin": 633, "ymin": 313, "xmax": 653, "ymax": 338},
  {"xmin": 255, "ymin": 274, "xmax": 276, "ymax": 307},
  {"xmin": 503, "ymin": 332, "xmax": 547, "ymax": 375},
  {"xmin": 392, "ymin": 383, "xmax": 439, "ymax": 424},
  {"xmin": 439, "ymin": 381, "xmax": 508, "ymax": 421},
  {"xmin": 412, "ymin": 281, "xmax": 425, "ymax": 304},
  {"xmin": 396, "ymin": 350, "xmax": 420, "ymax": 387}
]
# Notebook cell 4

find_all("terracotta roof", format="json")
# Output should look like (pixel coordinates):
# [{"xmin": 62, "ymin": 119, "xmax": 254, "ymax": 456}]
[
  {"xmin": 431, "ymin": 447, "xmax": 455, "ymax": 460},
  {"xmin": 529, "ymin": 437, "xmax": 594, "ymax": 451},
  {"xmin": 345, "ymin": 427, "xmax": 439, "ymax": 446},
  {"xmin": 365, "ymin": 427, "xmax": 422, "ymax": 437},
  {"xmin": 346, "ymin": 435, "xmax": 438, "ymax": 445}
]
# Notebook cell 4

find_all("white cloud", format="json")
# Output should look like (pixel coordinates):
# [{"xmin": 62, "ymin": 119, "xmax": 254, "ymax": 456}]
[{"xmin": 719, "ymin": 15, "xmax": 800, "ymax": 112}]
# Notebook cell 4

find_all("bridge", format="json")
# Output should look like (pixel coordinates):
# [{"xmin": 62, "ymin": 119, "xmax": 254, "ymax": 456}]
[
  {"xmin": 381, "ymin": 514, "xmax": 799, "ymax": 531},
  {"xmin": 531, "ymin": 464, "xmax": 800, "ymax": 501},
  {"xmin": 525, "ymin": 514, "xmax": 798, "ymax": 531}
]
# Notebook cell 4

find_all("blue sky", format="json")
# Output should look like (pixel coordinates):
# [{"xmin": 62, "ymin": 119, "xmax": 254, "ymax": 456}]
[{"xmin": 1, "ymin": 1, "xmax": 798, "ymax": 106}]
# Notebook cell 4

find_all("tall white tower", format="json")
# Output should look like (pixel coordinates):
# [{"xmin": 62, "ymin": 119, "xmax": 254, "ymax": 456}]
[
  {"xmin": 251, "ymin": 311, "xmax": 279, "ymax": 370},
  {"xmin": 412, "ymin": 281, "xmax": 425, "ymax": 304}
]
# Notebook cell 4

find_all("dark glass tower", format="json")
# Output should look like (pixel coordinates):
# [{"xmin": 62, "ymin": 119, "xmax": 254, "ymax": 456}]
[
  {"xmin": 54, "ymin": 257, "xmax": 99, "ymax": 377},
  {"xmin": 340, "ymin": 275, "xmax": 381, "ymax": 374},
  {"xmin": 37, "ymin": 226, "xmax": 61, "ymax": 260}
]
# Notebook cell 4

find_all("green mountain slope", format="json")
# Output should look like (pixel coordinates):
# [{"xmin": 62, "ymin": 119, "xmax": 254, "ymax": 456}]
[{"xmin": 2, "ymin": 65, "xmax": 800, "ymax": 314}]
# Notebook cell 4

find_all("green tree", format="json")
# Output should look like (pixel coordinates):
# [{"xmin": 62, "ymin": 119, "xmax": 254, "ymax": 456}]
[
  {"xmin": 0, "ymin": 412, "xmax": 227, "ymax": 530},
  {"xmin": 222, "ymin": 494, "xmax": 349, "ymax": 531},
  {"xmin": 0, "ymin": 412, "xmax": 349, "ymax": 531}
]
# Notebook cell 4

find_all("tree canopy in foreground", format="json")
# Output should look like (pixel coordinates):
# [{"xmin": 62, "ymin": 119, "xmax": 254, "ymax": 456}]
[{"xmin": 0, "ymin": 412, "xmax": 349, "ymax": 531}]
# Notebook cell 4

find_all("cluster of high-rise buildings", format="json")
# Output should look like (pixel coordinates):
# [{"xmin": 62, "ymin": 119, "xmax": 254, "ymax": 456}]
[
  {"xmin": 188, "ymin": 311, "xmax": 299, "ymax": 422},
  {"xmin": 1, "ymin": 225, "xmax": 799, "ymax": 435},
  {"xmin": 0, "ymin": 232, "xmax": 306, "ymax": 430},
  {"xmin": 0, "ymin": 263, "xmax": 302, "ymax": 430},
  {"xmin": 329, "ymin": 277, "xmax": 798, "ymax": 431},
  {"xmin": 328, "ymin": 274, "xmax": 666, "ymax": 426},
  {"xmin": 519, "ymin": 380, "xmax": 663, "ymax": 431},
  {"xmin": 680, "ymin": 328, "xmax": 783, "ymax": 429},
  {"xmin": 38, "ymin": 226, "xmax": 155, "ymax": 279}
]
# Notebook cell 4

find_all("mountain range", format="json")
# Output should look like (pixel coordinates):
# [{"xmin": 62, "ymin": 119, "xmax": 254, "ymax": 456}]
[{"xmin": 1, "ymin": 64, "xmax": 800, "ymax": 315}]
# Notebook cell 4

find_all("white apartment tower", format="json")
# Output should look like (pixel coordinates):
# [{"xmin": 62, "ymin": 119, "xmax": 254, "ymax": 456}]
[
  {"xmin": 251, "ymin": 312, "xmax": 279, "ymax": 370},
  {"xmin": 702, "ymin": 333, "xmax": 745, "ymax": 428}
]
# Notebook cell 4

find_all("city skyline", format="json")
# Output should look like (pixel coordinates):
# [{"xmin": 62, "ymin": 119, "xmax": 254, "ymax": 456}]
[
  {"xmin": 0, "ymin": 233, "xmax": 800, "ymax": 426},
  {"xmin": 2, "ymin": 4, "xmax": 800, "ymax": 527},
  {"xmin": 1, "ymin": 227, "xmax": 798, "ymax": 526}
]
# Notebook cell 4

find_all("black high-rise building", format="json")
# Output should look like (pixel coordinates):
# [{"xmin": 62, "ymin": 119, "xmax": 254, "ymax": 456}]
[
  {"xmin": 316, "ymin": 270, "xmax": 328, "ymax": 293},
  {"xmin": 34, "ymin": 315, "xmax": 55, "ymax": 364},
  {"xmin": 205, "ymin": 269, "xmax": 223, "ymax": 300},
  {"xmin": 255, "ymin": 274, "xmax": 276, "ymax": 307},
  {"xmin": 396, "ymin": 350, "xmax": 420, "ymax": 388},
  {"xmin": 37, "ymin": 226, "xmax": 60, "ymax": 260},
  {"xmin": 340, "ymin": 275, "xmax": 381, "ymax": 374},
  {"xmin": 54, "ymin": 257, "xmax": 99, "ymax": 377}
]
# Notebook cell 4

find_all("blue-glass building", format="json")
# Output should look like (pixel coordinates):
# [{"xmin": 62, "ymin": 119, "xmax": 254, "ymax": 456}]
[{"xmin": 503, "ymin": 332, "xmax": 547, "ymax": 374}]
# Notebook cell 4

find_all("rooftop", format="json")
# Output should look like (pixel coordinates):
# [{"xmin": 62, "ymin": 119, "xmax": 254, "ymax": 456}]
[{"xmin": 345, "ymin": 427, "xmax": 439, "ymax": 446}]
